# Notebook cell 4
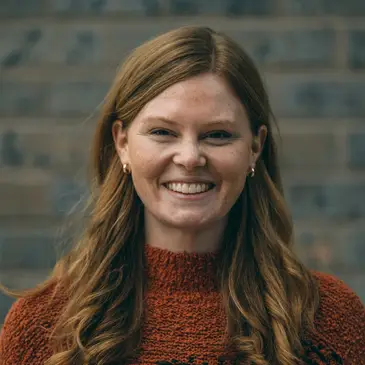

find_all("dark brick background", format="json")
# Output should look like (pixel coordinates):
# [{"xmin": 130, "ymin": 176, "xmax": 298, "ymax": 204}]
[{"xmin": 1, "ymin": 0, "xmax": 365, "ymax": 324}]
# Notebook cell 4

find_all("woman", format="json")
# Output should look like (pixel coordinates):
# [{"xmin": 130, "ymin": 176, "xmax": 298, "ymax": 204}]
[{"xmin": 0, "ymin": 26, "xmax": 364, "ymax": 365}]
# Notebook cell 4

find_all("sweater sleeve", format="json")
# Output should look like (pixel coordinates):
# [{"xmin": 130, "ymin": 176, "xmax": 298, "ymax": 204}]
[
  {"xmin": 0, "ymin": 284, "xmax": 65, "ymax": 365},
  {"xmin": 0, "ymin": 297, "xmax": 54, "ymax": 365},
  {"xmin": 343, "ymin": 289, "xmax": 365, "ymax": 365},
  {"xmin": 312, "ymin": 272, "xmax": 365, "ymax": 365}
]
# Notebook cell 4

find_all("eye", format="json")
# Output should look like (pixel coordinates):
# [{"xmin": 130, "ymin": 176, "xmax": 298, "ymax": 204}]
[
  {"xmin": 205, "ymin": 131, "xmax": 233, "ymax": 141},
  {"xmin": 150, "ymin": 129, "xmax": 175, "ymax": 137}
]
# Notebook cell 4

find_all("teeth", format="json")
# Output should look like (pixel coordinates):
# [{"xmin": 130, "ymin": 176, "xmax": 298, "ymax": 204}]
[{"xmin": 166, "ymin": 183, "xmax": 212, "ymax": 194}]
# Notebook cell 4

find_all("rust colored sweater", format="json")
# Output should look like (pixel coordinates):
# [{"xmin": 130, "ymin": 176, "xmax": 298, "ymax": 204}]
[{"xmin": 1, "ymin": 244, "xmax": 364, "ymax": 364}]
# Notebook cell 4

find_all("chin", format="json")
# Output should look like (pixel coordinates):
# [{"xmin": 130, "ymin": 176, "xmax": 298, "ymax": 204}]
[{"xmin": 163, "ymin": 214, "xmax": 215, "ymax": 230}]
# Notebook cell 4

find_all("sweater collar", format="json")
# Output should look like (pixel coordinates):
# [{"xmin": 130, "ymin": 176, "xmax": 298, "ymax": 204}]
[{"xmin": 144, "ymin": 244, "xmax": 220, "ymax": 292}]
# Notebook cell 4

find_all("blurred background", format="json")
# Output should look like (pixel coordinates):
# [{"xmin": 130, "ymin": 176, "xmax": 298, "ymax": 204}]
[{"xmin": 0, "ymin": 0, "xmax": 365, "ymax": 325}]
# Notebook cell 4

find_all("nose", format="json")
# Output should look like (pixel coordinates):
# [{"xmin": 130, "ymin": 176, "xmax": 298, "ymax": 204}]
[{"xmin": 172, "ymin": 140, "xmax": 206, "ymax": 171}]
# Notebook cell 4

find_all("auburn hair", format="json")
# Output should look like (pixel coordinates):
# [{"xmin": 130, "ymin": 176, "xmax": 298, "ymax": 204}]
[{"xmin": 2, "ymin": 26, "xmax": 319, "ymax": 365}]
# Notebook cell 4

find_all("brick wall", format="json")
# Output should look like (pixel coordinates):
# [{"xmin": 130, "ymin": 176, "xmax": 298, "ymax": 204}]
[{"xmin": 1, "ymin": 0, "xmax": 365, "ymax": 324}]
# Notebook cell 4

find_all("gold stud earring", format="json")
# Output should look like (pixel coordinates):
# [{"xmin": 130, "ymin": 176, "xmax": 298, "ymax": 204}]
[{"xmin": 123, "ymin": 163, "xmax": 131, "ymax": 174}]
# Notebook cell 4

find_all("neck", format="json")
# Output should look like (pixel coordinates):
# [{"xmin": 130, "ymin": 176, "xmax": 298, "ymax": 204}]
[{"xmin": 144, "ymin": 214, "xmax": 226, "ymax": 253}]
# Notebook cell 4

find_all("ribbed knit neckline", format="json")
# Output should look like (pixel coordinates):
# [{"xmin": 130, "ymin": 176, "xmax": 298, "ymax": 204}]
[{"xmin": 144, "ymin": 244, "xmax": 221, "ymax": 292}]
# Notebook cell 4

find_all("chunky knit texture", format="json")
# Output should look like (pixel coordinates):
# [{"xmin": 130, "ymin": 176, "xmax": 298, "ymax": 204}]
[{"xmin": 1, "ymin": 244, "xmax": 364, "ymax": 364}]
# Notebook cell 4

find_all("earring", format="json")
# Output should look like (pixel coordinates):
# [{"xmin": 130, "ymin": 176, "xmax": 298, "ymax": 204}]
[
  {"xmin": 123, "ymin": 163, "xmax": 131, "ymax": 174},
  {"xmin": 249, "ymin": 166, "xmax": 255, "ymax": 177}
]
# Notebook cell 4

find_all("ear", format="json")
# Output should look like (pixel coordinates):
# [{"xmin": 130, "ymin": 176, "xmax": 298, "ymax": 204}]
[
  {"xmin": 250, "ymin": 125, "xmax": 267, "ymax": 166},
  {"xmin": 112, "ymin": 120, "xmax": 130, "ymax": 164}
]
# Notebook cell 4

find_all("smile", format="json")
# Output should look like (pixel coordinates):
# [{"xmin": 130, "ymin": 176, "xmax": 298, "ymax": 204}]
[{"xmin": 164, "ymin": 182, "xmax": 214, "ymax": 195}]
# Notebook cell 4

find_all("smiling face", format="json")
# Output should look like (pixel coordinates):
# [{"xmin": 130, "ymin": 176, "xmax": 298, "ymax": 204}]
[{"xmin": 113, "ymin": 73, "xmax": 265, "ymax": 232}]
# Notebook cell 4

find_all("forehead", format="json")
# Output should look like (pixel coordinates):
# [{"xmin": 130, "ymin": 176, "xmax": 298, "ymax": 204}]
[{"xmin": 137, "ymin": 73, "xmax": 246, "ymax": 122}]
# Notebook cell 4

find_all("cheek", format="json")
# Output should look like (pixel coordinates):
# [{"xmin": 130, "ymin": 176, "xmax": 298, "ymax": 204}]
[
  {"xmin": 214, "ymin": 148, "xmax": 250, "ymax": 184},
  {"xmin": 129, "ymin": 139, "xmax": 165, "ymax": 180}
]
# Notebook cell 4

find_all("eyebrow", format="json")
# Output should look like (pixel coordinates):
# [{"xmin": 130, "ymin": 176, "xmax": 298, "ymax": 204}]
[{"xmin": 144, "ymin": 116, "xmax": 236, "ymax": 127}]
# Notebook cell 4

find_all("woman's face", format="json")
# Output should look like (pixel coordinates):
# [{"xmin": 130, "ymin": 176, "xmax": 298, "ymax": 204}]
[{"xmin": 113, "ymin": 73, "xmax": 266, "ymax": 230}]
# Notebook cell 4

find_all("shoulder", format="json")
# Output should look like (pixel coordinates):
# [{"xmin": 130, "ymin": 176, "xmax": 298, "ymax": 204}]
[
  {"xmin": 313, "ymin": 270, "xmax": 364, "ymax": 309},
  {"xmin": 310, "ymin": 271, "xmax": 365, "ymax": 363},
  {"xmin": 0, "ymin": 282, "xmax": 68, "ymax": 365}
]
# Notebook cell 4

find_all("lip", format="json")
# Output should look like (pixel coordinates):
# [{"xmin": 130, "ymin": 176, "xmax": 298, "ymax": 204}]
[{"xmin": 162, "ymin": 178, "xmax": 215, "ymax": 185}]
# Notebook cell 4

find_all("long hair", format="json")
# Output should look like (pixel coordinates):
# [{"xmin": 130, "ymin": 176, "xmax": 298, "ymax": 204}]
[{"xmin": 2, "ymin": 26, "xmax": 319, "ymax": 365}]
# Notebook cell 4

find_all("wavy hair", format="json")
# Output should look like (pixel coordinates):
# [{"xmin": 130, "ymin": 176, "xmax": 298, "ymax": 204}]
[{"xmin": 3, "ymin": 26, "xmax": 320, "ymax": 365}]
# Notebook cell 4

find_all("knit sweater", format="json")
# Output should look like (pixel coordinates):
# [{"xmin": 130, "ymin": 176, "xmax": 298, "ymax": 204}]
[{"xmin": 1, "ymin": 244, "xmax": 364, "ymax": 365}]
